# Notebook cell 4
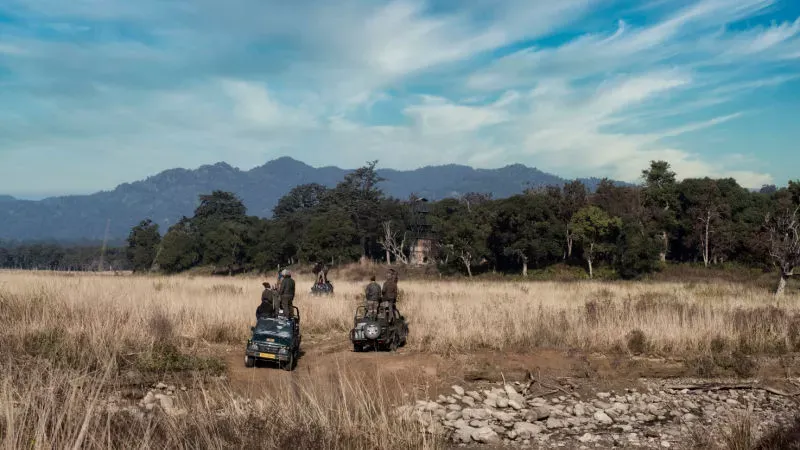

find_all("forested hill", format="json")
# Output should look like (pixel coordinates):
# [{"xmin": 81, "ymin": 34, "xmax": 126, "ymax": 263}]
[{"xmin": 0, "ymin": 157, "xmax": 614, "ymax": 241}]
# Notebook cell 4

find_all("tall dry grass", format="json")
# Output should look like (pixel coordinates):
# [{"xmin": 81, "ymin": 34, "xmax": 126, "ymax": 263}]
[
  {"xmin": 2, "ymin": 269, "xmax": 799, "ymax": 449},
  {"xmin": 2, "ymin": 270, "xmax": 799, "ymax": 356}
]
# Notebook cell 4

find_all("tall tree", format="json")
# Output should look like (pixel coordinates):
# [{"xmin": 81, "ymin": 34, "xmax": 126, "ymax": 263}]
[
  {"xmin": 329, "ymin": 161, "xmax": 385, "ymax": 260},
  {"xmin": 125, "ymin": 219, "xmax": 161, "ymax": 272},
  {"xmin": 642, "ymin": 161, "xmax": 678, "ymax": 261},
  {"xmin": 571, "ymin": 205, "xmax": 622, "ymax": 278},
  {"xmin": 156, "ymin": 217, "xmax": 201, "ymax": 273},
  {"xmin": 272, "ymin": 183, "xmax": 330, "ymax": 219}
]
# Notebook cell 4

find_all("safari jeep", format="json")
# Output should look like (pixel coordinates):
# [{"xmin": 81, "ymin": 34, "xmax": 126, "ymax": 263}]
[
  {"xmin": 349, "ymin": 305, "xmax": 408, "ymax": 352},
  {"xmin": 244, "ymin": 307, "xmax": 300, "ymax": 371}
]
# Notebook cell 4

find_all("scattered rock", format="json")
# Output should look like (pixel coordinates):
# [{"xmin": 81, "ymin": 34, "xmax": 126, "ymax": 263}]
[
  {"xmin": 472, "ymin": 427, "xmax": 500, "ymax": 444},
  {"xmin": 513, "ymin": 422, "xmax": 543, "ymax": 440},
  {"xmin": 594, "ymin": 411, "xmax": 614, "ymax": 425},
  {"xmin": 453, "ymin": 385, "xmax": 466, "ymax": 396}
]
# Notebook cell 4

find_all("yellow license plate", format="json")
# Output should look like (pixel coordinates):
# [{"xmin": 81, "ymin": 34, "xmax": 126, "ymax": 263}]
[{"xmin": 258, "ymin": 352, "xmax": 276, "ymax": 359}]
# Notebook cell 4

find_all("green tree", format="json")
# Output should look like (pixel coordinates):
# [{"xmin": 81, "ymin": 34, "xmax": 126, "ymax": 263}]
[
  {"xmin": 434, "ymin": 199, "xmax": 491, "ymax": 277},
  {"xmin": 126, "ymin": 219, "xmax": 161, "ymax": 272},
  {"xmin": 571, "ymin": 205, "xmax": 622, "ymax": 278},
  {"xmin": 642, "ymin": 161, "xmax": 678, "ymax": 261},
  {"xmin": 328, "ymin": 161, "xmax": 386, "ymax": 260},
  {"xmin": 614, "ymin": 218, "xmax": 662, "ymax": 279},
  {"xmin": 194, "ymin": 191, "xmax": 247, "ymax": 223},
  {"xmin": 156, "ymin": 217, "xmax": 200, "ymax": 273},
  {"xmin": 491, "ymin": 194, "xmax": 562, "ymax": 276},
  {"xmin": 299, "ymin": 207, "xmax": 361, "ymax": 264},
  {"xmin": 273, "ymin": 183, "xmax": 330, "ymax": 219}
]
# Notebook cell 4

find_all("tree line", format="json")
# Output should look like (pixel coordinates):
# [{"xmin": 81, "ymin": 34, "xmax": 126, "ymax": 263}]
[
  {"xmin": 121, "ymin": 160, "xmax": 800, "ymax": 293},
  {"xmin": 0, "ymin": 241, "xmax": 128, "ymax": 271}
]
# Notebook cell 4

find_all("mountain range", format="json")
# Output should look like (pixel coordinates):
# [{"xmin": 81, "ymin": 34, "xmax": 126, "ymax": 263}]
[{"xmin": 0, "ymin": 157, "xmax": 622, "ymax": 242}]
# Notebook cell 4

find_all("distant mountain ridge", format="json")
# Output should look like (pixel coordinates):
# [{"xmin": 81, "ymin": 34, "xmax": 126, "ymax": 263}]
[{"xmin": 0, "ymin": 157, "xmax": 626, "ymax": 241}]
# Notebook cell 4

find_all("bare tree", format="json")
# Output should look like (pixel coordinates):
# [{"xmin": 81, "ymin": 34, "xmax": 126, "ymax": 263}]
[
  {"xmin": 766, "ymin": 207, "xmax": 800, "ymax": 296},
  {"xmin": 378, "ymin": 221, "xmax": 408, "ymax": 265},
  {"xmin": 697, "ymin": 206, "xmax": 722, "ymax": 268}
]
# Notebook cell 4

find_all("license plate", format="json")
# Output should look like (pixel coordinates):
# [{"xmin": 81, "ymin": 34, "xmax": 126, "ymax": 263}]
[{"xmin": 258, "ymin": 352, "xmax": 276, "ymax": 359}]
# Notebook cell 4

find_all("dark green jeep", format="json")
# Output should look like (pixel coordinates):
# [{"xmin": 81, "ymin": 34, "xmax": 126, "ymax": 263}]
[{"xmin": 244, "ymin": 307, "xmax": 300, "ymax": 371}]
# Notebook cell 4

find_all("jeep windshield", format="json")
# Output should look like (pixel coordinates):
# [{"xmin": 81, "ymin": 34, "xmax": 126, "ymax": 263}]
[{"xmin": 254, "ymin": 318, "xmax": 292, "ymax": 339}]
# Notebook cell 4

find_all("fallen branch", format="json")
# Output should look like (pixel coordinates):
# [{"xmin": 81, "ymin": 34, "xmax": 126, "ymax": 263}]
[{"xmin": 665, "ymin": 383, "xmax": 798, "ymax": 397}]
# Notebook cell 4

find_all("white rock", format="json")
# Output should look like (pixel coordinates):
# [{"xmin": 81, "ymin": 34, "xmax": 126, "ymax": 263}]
[
  {"xmin": 546, "ymin": 417, "xmax": 567, "ymax": 429},
  {"xmin": 597, "ymin": 392, "xmax": 611, "ymax": 399},
  {"xmin": 594, "ymin": 411, "xmax": 614, "ymax": 425},
  {"xmin": 661, "ymin": 441, "xmax": 671, "ymax": 448},
  {"xmin": 578, "ymin": 433, "xmax": 596, "ymax": 443},
  {"xmin": 484, "ymin": 397, "xmax": 498, "ymax": 408},
  {"xmin": 467, "ymin": 391, "xmax": 482, "ymax": 401},
  {"xmin": 505, "ymin": 385, "xmax": 519, "ymax": 397},
  {"xmin": 682, "ymin": 413, "xmax": 698, "ymax": 422},
  {"xmin": 472, "ymin": 427, "xmax": 500, "ymax": 444},
  {"xmin": 574, "ymin": 403, "xmax": 586, "ymax": 417},
  {"xmin": 496, "ymin": 397, "xmax": 509, "ymax": 409},
  {"xmin": 462, "ymin": 397, "xmax": 475, "ymax": 407},
  {"xmin": 452, "ymin": 385, "xmax": 465, "ymax": 396},
  {"xmin": 156, "ymin": 383, "xmax": 167, "ymax": 390},
  {"xmin": 513, "ymin": 422, "xmax": 543, "ymax": 440},
  {"xmin": 508, "ymin": 400, "xmax": 523, "ymax": 410},
  {"xmin": 493, "ymin": 411, "xmax": 515, "ymax": 423},
  {"xmin": 446, "ymin": 411, "xmax": 463, "ymax": 421},
  {"xmin": 453, "ymin": 427, "xmax": 473, "ymax": 443}
]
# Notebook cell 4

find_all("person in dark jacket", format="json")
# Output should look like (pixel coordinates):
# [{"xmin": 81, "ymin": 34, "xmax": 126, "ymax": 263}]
[
  {"xmin": 365, "ymin": 275, "xmax": 382, "ymax": 318},
  {"xmin": 256, "ymin": 282, "xmax": 276, "ymax": 319},
  {"xmin": 278, "ymin": 269, "xmax": 295, "ymax": 317},
  {"xmin": 381, "ymin": 269, "xmax": 398, "ymax": 322}
]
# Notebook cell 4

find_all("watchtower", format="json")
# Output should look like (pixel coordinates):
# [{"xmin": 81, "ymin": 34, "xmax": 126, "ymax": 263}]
[{"xmin": 408, "ymin": 197, "xmax": 437, "ymax": 265}]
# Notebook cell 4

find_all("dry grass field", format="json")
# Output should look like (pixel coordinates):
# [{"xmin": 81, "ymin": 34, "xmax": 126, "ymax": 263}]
[{"xmin": 1, "ymin": 269, "xmax": 799, "ymax": 449}]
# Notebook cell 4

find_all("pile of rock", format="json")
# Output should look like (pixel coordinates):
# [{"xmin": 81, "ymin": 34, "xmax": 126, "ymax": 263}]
[{"xmin": 401, "ymin": 379, "xmax": 798, "ymax": 448}]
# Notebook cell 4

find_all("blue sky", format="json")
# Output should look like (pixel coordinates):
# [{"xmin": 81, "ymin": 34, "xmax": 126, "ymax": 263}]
[{"xmin": 1, "ymin": 0, "xmax": 799, "ymax": 199}]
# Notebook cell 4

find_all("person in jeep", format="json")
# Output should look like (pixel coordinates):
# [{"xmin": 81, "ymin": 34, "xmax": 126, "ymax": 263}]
[
  {"xmin": 365, "ymin": 275, "xmax": 381, "ymax": 318},
  {"xmin": 278, "ymin": 269, "xmax": 295, "ymax": 316},
  {"xmin": 256, "ymin": 282, "xmax": 277, "ymax": 319},
  {"xmin": 381, "ymin": 269, "xmax": 398, "ymax": 322}
]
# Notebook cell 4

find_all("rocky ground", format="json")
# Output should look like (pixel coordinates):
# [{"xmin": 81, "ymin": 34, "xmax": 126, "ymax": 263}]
[{"xmin": 400, "ymin": 377, "xmax": 800, "ymax": 449}]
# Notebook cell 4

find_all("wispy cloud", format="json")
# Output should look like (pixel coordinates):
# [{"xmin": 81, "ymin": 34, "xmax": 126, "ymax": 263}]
[{"xmin": 0, "ymin": 0, "xmax": 798, "ymax": 197}]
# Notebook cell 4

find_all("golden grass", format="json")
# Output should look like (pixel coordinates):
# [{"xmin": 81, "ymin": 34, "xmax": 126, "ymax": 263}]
[
  {"xmin": 2, "ymin": 270, "xmax": 798, "ymax": 356},
  {"xmin": 2, "ymin": 269, "xmax": 799, "ymax": 449}
]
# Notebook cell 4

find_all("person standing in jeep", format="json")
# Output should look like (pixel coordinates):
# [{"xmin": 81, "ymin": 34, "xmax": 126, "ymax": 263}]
[
  {"xmin": 365, "ymin": 275, "xmax": 381, "ymax": 318},
  {"xmin": 381, "ymin": 269, "xmax": 398, "ymax": 322},
  {"xmin": 256, "ymin": 282, "xmax": 276, "ymax": 319},
  {"xmin": 278, "ymin": 269, "xmax": 295, "ymax": 317}
]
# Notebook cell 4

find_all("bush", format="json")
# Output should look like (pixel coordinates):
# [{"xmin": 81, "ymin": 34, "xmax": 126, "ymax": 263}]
[{"xmin": 626, "ymin": 329, "xmax": 649, "ymax": 355}]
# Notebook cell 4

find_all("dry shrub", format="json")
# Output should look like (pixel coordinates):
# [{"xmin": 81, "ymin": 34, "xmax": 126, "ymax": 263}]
[
  {"xmin": 626, "ymin": 329, "xmax": 649, "ymax": 355},
  {"xmin": 721, "ymin": 412, "xmax": 753, "ymax": 450},
  {"xmin": 1, "ymin": 361, "xmax": 442, "ymax": 450},
  {"xmin": 208, "ymin": 284, "xmax": 243, "ymax": 296},
  {"xmin": 753, "ymin": 415, "xmax": 800, "ymax": 450},
  {"xmin": 788, "ymin": 314, "xmax": 800, "ymax": 351},
  {"xmin": 201, "ymin": 323, "xmax": 244, "ymax": 344}
]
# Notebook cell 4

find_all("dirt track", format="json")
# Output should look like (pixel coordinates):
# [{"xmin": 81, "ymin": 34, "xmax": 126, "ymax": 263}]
[{"xmin": 222, "ymin": 331, "xmax": 694, "ymax": 401}]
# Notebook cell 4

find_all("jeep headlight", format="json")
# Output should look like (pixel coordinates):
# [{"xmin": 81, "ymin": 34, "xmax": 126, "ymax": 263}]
[
  {"xmin": 278, "ymin": 347, "xmax": 288, "ymax": 355},
  {"xmin": 248, "ymin": 342, "xmax": 258, "ymax": 351}
]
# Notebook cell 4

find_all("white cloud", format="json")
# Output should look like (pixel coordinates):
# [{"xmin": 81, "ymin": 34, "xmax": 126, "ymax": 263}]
[{"xmin": 1, "ymin": 0, "xmax": 798, "ymax": 196}]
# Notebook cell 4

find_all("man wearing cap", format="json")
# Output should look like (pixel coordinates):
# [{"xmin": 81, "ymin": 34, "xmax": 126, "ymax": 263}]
[{"xmin": 278, "ymin": 269, "xmax": 295, "ymax": 317}]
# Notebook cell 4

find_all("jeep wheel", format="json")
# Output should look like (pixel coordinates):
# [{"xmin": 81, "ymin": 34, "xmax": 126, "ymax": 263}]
[
  {"xmin": 244, "ymin": 355, "xmax": 255, "ymax": 368},
  {"xmin": 281, "ymin": 353, "xmax": 295, "ymax": 371}
]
